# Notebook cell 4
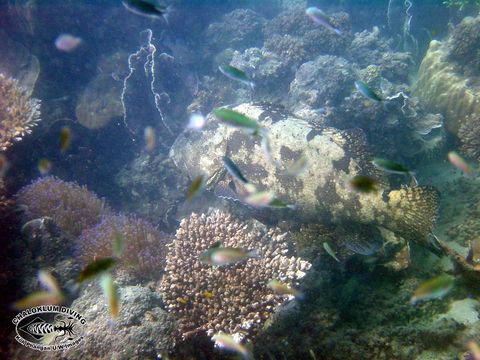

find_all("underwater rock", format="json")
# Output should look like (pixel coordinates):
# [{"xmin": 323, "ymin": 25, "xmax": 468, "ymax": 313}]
[
  {"xmin": 170, "ymin": 102, "xmax": 440, "ymax": 248},
  {"xmin": 75, "ymin": 52, "xmax": 127, "ymax": 129},
  {"xmin": 458, "ymin": 117, "xmax": 480, "ymax": 161},
  {"xmin": 263, "ymin": 7, "xmax": 350, "ymax": 68},
  {"xmin": 448, "ymin": 15, "xmax": 480, "ymax": 78},
  {"xmin": 230, "ymin": 47, "xmax": 292, "ymax": 102},
  {"xmin": 160, "ymin": 209, "xmax": 311, "ymax": 339},
  {"xmin": 437, "ymin": 298, "xmax": 480, "ymax": 326},
  {"xmin": 288, "ymin": 55, "xmax": 355, "ymax": 112},
  {"xmin": 205, "ymin": 9, "xmax": 266, "ymax": 53},
  {"xmin": 11, "ymin": 283, "xmax": 176, "ymax": 360}
]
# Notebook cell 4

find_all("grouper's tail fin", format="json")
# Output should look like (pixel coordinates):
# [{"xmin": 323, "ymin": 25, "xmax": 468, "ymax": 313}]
[{"xmin": 386, "ymin": 185, "xmax": 440, "ymax": 249}]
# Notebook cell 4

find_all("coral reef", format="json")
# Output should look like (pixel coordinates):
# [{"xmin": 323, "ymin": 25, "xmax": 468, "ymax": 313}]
[
  {"xmin": 0, "ymin": 73, "xmax": 40, "ymax": 151},
  {"xmin": 458, "ymin": 116, "xmax": 480, "ymax": 160},
  {"xmin": 230, "ymin": 47, "xmax": 292, "ymax": 102},
  {"xmin": 79, "ymin": 213, "xmax": 171, "ymax": 279},
  {"xmin": 448, "ymin": 15, "xmax": 480, "ymax": 77},
  {"xmin": 17, "ymin": 176, "xmax": 108, "ymax": 238},
  {"xmin": 415, "ymin": 22, "xmax": 480, "ymax": 159},
  {"xmin": 160, "ymin": 210, "xmax": 311, "ymax": 339},
  {"xmin": 263, "ymin": 7, "xmax": 350, "ymax": 67},
  {"xmin": 75, "ymin": 52, "xmax": 126, "ymax": 129},
  {"xmin": 288, "ymin": 55, "xmax": 354, "ymax": 111},
  {"xmin": 205, "ymin": 9, "xmax": 266, "ymax": 53}
]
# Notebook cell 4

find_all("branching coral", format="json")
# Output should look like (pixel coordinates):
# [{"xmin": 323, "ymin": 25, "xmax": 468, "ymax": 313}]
[
  {"xmin": 0, "ymin": 73, "xmax": 40, "ymax": 150},
  {"xmin": 17, "ymin": 176, "xmax": 108, "ymax": 238},
  {"xmin": 160, "ymin": 210, "xmax": 311, "ymax": 339},
  {"xmin": 79, "ymin": 214, "xmax": 171, "ymax": 278}
]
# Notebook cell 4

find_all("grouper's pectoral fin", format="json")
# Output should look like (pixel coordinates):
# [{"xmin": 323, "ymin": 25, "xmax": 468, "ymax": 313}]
[{"xmin": 386, "ymin": 185, "xmax": 441, "ymax": 254}]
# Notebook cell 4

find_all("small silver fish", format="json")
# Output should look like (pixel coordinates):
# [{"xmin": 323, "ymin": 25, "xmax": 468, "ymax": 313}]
[
  {"xmin": 223, "ymin": 156, "xmax": 249, "ymax": 184},
  {"xmin": 122, "ymin": 0, "xmax": 171, "ymax": 22},
  {"xmin": 212, "ymin": 332, "xmax": 252, "ymax": 359},
  {"xmin": 306, "ymin": 7, "xmax": 342, "ymax": 35},
  {"xmin": 323, "ymin": 242, "xmax": 340, "ymax": 262},
  {"xmin": 200, "ymin": 242, "xmax": 259, "ymax": 266},
  {"xmin": 267, "ymin": 279, "xmax": 304, "ymax": 299},
  {"xmin": 218, "ymin": 64, "xmax": 255, "ymax": 90},
  {"xmin": 448, "ymin": 151, "xmax": 474, "ymax": 176},
  {"xmin": 144, "ymin": 126, "xmax": 156, "ymax": 152},
  {"xmin": 100, "ymin": 274, "xmax": 119, "ymax": 318},
  {"xmin": 410, "ymin": 274, "xmax": 454, "ymax": 305},
  {"xmin": 285, "ymin": 154, "xmax": 309, "ymax": 176}
]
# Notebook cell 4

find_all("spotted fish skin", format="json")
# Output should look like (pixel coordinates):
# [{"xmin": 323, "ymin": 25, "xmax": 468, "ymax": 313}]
[{"xmin": 170, "ymin": 103, "xmax": 439, "ymax": 246}]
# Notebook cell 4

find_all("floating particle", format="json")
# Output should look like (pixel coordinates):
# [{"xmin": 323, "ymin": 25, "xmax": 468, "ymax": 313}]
[{"xmin": 187, "ymin": 113, "xmax": 206, "ymax": 131}]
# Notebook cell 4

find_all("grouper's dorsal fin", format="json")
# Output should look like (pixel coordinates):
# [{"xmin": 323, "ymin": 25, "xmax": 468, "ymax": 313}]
[{"xmin": 386, "ymin": 185, "xmax": 440, "ymax": 245}]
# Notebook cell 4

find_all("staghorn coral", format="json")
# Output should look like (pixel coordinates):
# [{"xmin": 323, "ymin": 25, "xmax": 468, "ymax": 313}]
[
  {"xmin": 79, "ymin": 213, "xmax": 171, "ymax": 279},
  {"xmin": 160, "ymin": 210, "xmax": 311, "ymax": 339},
  {"xmin": 17, "ymin": 176, "xmax": 108, "ymax": 238},
  {"xmin": 0, "ymin": 73, "xmax": 40, "ymax": 151}
]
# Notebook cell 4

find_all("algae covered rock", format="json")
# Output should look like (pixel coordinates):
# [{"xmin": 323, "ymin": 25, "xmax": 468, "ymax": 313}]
[
  {"xmin": 288, "ymin": 55, "xmax": 355, "ymax": 111},
  {"xmin": 205, "ymin": 8, "xmax": 266, "ymax": 52}
]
